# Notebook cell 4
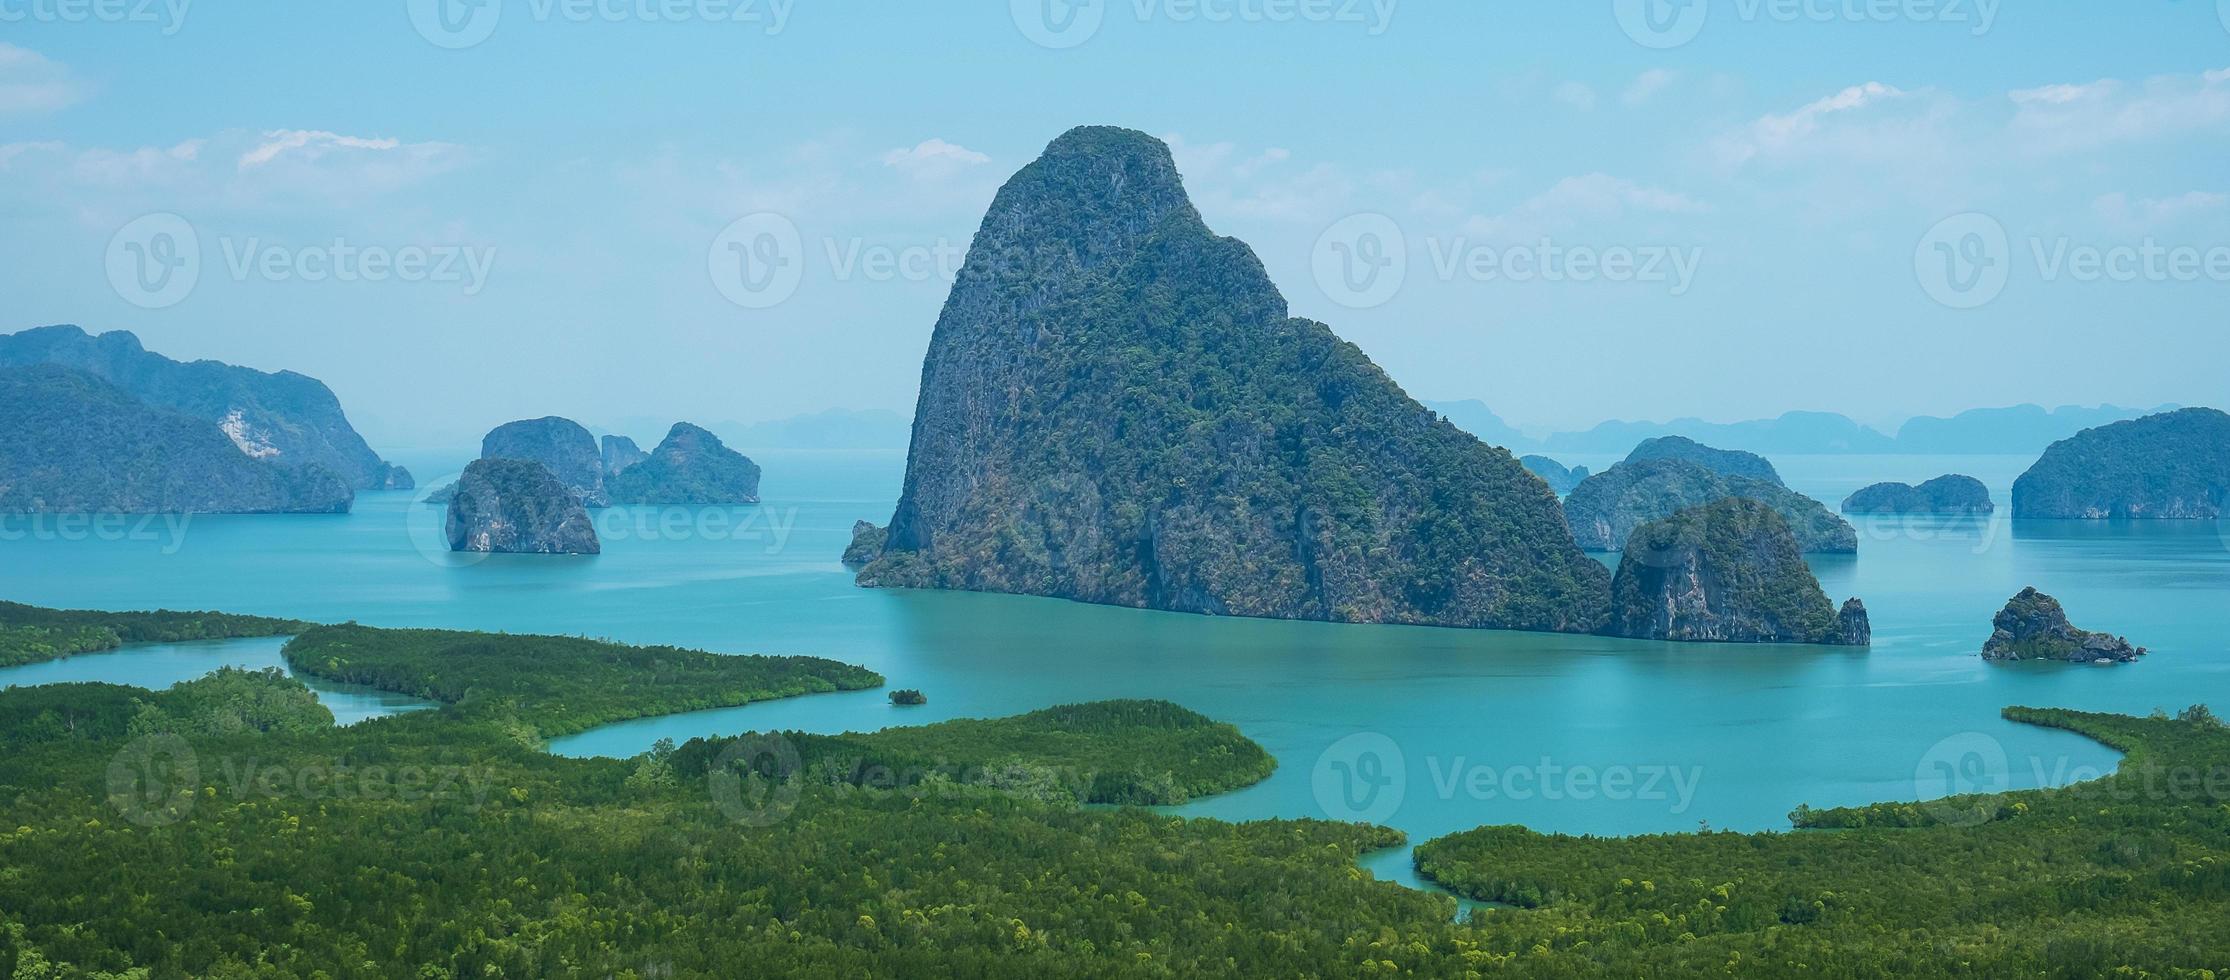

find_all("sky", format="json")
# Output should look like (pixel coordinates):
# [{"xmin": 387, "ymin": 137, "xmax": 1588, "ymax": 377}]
[{"xmin": 2, "ymin": 3, "xmax": 2226, "ymax": 447}]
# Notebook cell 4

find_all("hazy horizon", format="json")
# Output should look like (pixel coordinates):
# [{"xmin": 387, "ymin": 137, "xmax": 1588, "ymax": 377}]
[{"xmin": 6, "ymin": 7, "xmax": 2227, "ymax": 439}]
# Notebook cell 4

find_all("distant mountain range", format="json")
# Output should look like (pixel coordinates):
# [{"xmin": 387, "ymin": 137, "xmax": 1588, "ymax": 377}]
[{"xmin": 1421, "ymin": 400, "xmax": 2181, "ymax": 458}]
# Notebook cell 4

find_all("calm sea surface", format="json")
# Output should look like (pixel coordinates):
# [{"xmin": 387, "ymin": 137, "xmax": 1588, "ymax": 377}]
[{"xmin": 4, "ymin": 448, "xmax": 2224, "ymax": 891}]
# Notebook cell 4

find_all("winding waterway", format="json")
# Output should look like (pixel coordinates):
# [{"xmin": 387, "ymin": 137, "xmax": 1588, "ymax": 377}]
[{"xmin": 3, "ymin": 448, "xmax": 2222, "ymax": 892}]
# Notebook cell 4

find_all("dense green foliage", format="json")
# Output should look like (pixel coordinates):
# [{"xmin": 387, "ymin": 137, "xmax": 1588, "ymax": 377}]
[
  {"xmin": 605, "ymin": 423, "xmax": 763, "ymax": 505},
  {"xmin": 863, "ymin": 126, "xmax": 1610, "ymax": 633},
  {"xmin": 2012, "ymin": 407, "xmax": 2230, "ymax": 518},
  {"xmin": 674, "ymin": 699, "xmax": 1276, "ymax": 806},
  {"xmin": 1416, "ymin": 706, "xmax": 2230, "ymax": 976},
  {"xmin": 282, "ymin": 623, "xmax": 882, "ymax": 738},
  {"xmin": 1517, "ymin": 456, "xmax": 1587, "ymax": 495},
  {"xmin": 0, "ymin": 365, "xmax": 353, "ymax": 514},
  {"xmin": 1564, "ymin": 457, "xmax": 1858, "ymax": 553},
  {"xmin": 1604, "ymin": 499, "xmax": 1862, "ymax": 645},
  {"xmin": 1621, "ymin": 436, "xmax": 1783, "ymax": 485},
  {"xmin": 1842, "ymin": 474, "xmax": 1995, "ymax": 515},
  {"xmin": 0, "ymin": 600, "xmax": 306, "ymax": 668}
]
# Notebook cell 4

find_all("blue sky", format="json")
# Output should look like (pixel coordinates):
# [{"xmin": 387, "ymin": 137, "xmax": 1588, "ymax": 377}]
[{"xmin": 3, "ymin": 3, "xmax": 2227, "ymax": 446}]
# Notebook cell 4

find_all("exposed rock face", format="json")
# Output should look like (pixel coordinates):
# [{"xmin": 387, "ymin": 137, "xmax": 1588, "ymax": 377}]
[
  {"xmin": 1842, "ymin": 475, "xmax": 1993, "ymax": 515},
  {"xmin": 374, "ymin": 463, "xmax": 415, "ymax": 491},
  {"xmin": 605, "ymin": 423, "xmax": 761, "ymax": 504},
  {"xmin": 2011, "ymin": 408, "xmax": 2230, "ymax": 519},
  {"xmin": 1520, "ymin": 455, "xmax": 1589, "ymax": 495},
  {"xmin": 444, "ymin": 458, "xmax": 600, "ymax": 555},
  {"xmin": 842, "ymin": 521, "xmax": 887, "ymax": 565},
  {"xmin": 1982, "ymin": 587, "xmax": 2144, "ymax": 663},
  {"xmin": 601, "ymin": 435, "xmax": 648, "ymax": 477},
  {"xmin": 0, "ymin": 325, "xmax": 405, "ymax": 491},
  {"xmin": 1564, "ymin": 458, "xmax": 1857, "ymax": 553},
  {"xmin": 1623, "ymin": 436, "xmax": 1783, "ymax": 486},
  {"xmin": 0, "ymin": 365, "xmax": 353, "ymax": 513},
  {"xmin": 861, "ymin": 126, "xmax": 1612, "ymax": 633},
  {"xmin": 481, "ymin": 417, "xmax": 609, "ymax": 507},
  {"xmin": 1605, "ymin": 499, "xmax": 1869, "ymax": 645}
]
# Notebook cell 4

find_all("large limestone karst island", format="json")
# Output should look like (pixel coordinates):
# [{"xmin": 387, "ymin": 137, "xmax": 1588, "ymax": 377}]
[
  {"xmin": 854, "ymin": 126, "xmax": 1611, "ymax": 633},
  {"xmin": 2011, "ymin": 408, "xmax": 2230, "ymax": 519},
  {"xmin": 444, "ymin": 458, "xmax": 600, "ymax": 555}
]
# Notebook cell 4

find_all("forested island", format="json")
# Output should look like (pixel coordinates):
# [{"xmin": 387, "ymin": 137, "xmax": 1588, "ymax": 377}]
[{"xmin": 0, "ymin": 605, "xmax": 2223, "ymax": 976}]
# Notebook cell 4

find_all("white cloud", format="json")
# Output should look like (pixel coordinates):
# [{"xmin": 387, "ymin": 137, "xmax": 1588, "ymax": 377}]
[
  {"xmin": 0, "ymin": 44, "xmax": 86, "ymax": 114},
  {"xmin": 2093, "ymin": 190, "xmax": 2228, "ymax": 228},
  {"xmin": 1554, "ymin": 82, "xmax": 1598, "ymax": 112},
  {"xmin": 1163, "ymin": 133, "xmax": 1357, "ymax": 224},
  {"xmin": 2008, "ymin": 68, "xmax": 2230, "ymax": 153},
  {"xmin": 1622, "ymin": 69, "xmax": 1676, "ymax": 107},
  {"xmin": 1718, "ymin": 82, "xmax": 1910, "ymax": 166},
  {"xmin": 879, "ymin": 138, "xmax": 991, "ymax": 180},
  {"xmin": 240, "ymin": 130, "xmax": 406, "ymax": 169}
]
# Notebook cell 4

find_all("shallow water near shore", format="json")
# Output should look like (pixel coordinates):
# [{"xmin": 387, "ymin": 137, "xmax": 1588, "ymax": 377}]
[{"xmin": 2, "ymin": 448, "xmax": 2222, "ymax": 894}]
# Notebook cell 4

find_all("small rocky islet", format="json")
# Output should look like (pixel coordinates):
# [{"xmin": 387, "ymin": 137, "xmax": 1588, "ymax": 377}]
[
  {"xmin": 1842, "ymin": 475, "xmax": 1994, "ymax": 515},
  {"xmin": 1605, "ymin": 498, "xmax": 1870, "ymax": 646},
  {"xmin": 443, "ymin": 457, "xmax": 601, "ymax": 555},
  {"xmin": 1982, "ymin": 587, "xmax": 2145, "ymax": 664}
]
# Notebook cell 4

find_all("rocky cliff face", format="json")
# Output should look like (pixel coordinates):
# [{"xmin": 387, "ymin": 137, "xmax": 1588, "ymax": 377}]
[
  {"xmin": 860, "ymin": 126, "xmax": 1611, "ymax": 633},
  {"xmin": 842, "ymin": 521, "xmax": 888, "ymax": 565},
  {"xmin": 605, "ymin": 423, "xmax": 761, "ymax": 505},
  {"xmin": 0, "ymin": 365, "xmax": 353, "ymax": 514},
  {"xmin": 2011, "ymin": 408, "xmax": 2230, "ymax": 519},
  {"xmin": 1623, "ymin": 436, "xmax": 1783, "ymax": 485},
  {"xmin": 0, "ymin": 325, "xmax": 405, "ymax": 491},
  {"xmin": 481, "ymin": 417, "xmax": 609, "ymax": 507},
  {"xmin": 1605, "ymin": 498, "xmax": 1869, "ymax": 645},
  {"xmin": 1842, "ymin": 475, "xmax": 1993, "ymax": 515},
  {"xmin": 601, "ymin": 435, "xmax": 647, "ymax": 477},
  {"xmin": 1564, "ymin": 457, "xmax": 1857, "ymax": 553},
  {"xmin": 1520, "ymin": 455, "xmax": 1589, "ymax": 495},
  {"xmin": 444, "ymin": 458, "xmax": 600, "ymax": 555},
  {"xmin": 1981, "ymin": 587, "xmax": 2144, "ymax": 663}
]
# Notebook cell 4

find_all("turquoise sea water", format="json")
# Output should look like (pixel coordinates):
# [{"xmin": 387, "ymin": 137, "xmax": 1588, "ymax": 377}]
[{"xmin": 2, "ymin": 448, "xmax": 2223, "ymax": 892}]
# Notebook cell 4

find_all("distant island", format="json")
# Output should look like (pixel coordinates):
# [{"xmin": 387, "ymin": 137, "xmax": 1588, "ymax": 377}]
[
  {"xmin": 1605, "ymin": 499, "xmax": 1869, "ymax": 645},
  {"xmin": 855, "ymin": 126, "xmax": 1611, "ymax": 634},
  {"xmin": 1843, "ymin": 475, "xmax": 1994, "ymax": 515},
  {"xmin": 0, "ymin": 365, "xmax": 353, "ymax": 514},
  {"xmin": 1519, "ymin": 455, "xmax": 1588, "ymax": 495},
  {"xmin": 1563, "ymin": 446, "xmax": 1856, "ymax": 554},
  {"xmin": 1423, "ymin": 400, "xmax": 2179, "ymax": 458},
  {"xmin": 2011, "ymin": 408, "xmax": 2230, "ymax": 519},
  {"xmin": 0, "ymin": 325, "xmax": 410, "ymax": 490},
  {"xmin": 437, "ymin": 418, "xmax": 763, "ymax": 508}
]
